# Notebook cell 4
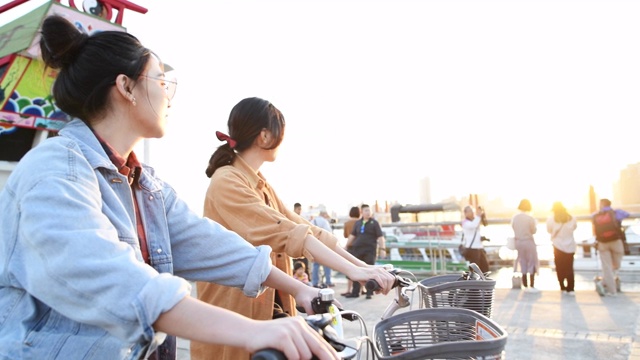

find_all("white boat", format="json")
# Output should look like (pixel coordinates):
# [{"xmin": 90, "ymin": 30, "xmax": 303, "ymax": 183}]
[{"xmin": 378, "ymin": 203, "xmax": 469, "ymax": 274}]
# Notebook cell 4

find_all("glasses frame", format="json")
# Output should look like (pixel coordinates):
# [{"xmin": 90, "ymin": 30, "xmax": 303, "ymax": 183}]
[{"xmin": 140, "ymin": 74, "xmax": 178, "ymax": 100}]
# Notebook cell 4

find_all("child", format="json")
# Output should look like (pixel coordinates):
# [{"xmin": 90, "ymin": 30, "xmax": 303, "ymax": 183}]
[{"xmin": 293, "ymin": 260, "xmax": 311, "ymax": 285}]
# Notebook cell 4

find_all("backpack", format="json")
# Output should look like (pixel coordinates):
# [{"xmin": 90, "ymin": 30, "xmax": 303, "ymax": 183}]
[{"xmin": 593, "ymin": 210, "xmax": 623, "ymax": 243}]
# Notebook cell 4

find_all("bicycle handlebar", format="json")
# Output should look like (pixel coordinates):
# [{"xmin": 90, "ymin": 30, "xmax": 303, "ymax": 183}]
[
  {"xmin": 365, "ymin": 263, "xmax": 491, "ymax": 292},
  {"xmin": 365, "ymin": 268, "xmax": 413, "ymax": 292},
  {"xmin": 252, "ymin": 311, "xmax": 357, "ymax": 359},
  {"xmin": 253, "ymin": 264, "xmax": 491, "ymax": 359},
  {"xmin": 251, "ymin": 349, "xmax": 287, "ymax": 360},
  {"xmin": 253, "ymin": 289, "xmax": 360, "ymax": 360}
]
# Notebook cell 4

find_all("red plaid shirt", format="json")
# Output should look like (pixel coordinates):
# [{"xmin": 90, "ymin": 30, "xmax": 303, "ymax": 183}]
[{"xmin": 92, "ymin": 132, "xmax": 150, "ymax": 264}]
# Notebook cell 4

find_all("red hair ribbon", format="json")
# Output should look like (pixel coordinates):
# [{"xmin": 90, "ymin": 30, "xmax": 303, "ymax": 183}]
[{"xmin": 216, "ymin": 131, "xmax": 237, "ymax": 149}]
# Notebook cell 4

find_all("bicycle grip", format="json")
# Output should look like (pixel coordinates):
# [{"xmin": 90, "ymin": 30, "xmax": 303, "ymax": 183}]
[
  {"xmin": 366, "ymin": 275, "xmax": 403, "ymax": 292},
  {"xmin": 295, "ymin": 300, "xmax": 329, "ymax": 315},
  {"xmin": 365, "ymin": 279, "xmax": 381, "ymax": 292},
  {"xmin": 365, "ymin": 269, "xmax": 404, "ymax": 292},
  {"xmin": 251, "ymin": 349, "xmax": 287, "ymax": 360}
]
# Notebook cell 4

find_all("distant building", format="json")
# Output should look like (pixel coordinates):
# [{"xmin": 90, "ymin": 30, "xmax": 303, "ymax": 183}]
[
  {"xmin": 419, "ymin": 177, "xmax": 432, "ymax": 204},
  {"xmin": 615, "ymin": 163, "xmax": 640, "ymax": 206}
]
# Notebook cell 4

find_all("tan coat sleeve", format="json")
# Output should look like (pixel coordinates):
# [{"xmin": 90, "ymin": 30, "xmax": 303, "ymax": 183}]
[
  {"xmin": 205, "ymin": 168, "xmax": 337, "ymax": 261},
  {"xmin": 194, "ymin": 165, "xmax": 339, "ymax": 360}
]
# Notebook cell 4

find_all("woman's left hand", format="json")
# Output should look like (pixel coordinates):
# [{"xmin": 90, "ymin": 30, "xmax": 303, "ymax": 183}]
[{"xmin": 348, "ymin": 266, "xmax": 396, "ymax": 295}]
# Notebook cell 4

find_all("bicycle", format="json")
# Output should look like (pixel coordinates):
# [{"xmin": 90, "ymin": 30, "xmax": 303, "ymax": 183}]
[{"xmin": 252, "ymin": 263, "xmax": 507, "ymax": 360}]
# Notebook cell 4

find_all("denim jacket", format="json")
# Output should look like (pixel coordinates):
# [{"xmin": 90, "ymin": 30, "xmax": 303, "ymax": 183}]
[{"xmin": 0, "ymin": 119, "xmax": 272, "ymax": 359}]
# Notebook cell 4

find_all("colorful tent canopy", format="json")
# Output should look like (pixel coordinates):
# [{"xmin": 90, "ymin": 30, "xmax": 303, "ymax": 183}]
[{"xmin": 0, "ymin": 0, "xmax": 131, "ymax": 161}]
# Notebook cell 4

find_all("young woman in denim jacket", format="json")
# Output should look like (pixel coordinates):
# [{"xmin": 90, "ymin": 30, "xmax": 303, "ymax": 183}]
[{"xmin": 0, "ymin": 15, "xmax": 339, "ymax": 360}]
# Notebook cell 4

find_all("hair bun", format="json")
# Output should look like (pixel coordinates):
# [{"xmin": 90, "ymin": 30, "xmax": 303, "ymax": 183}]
[{"xmin": 39, "ymin": 15, "xmax": 89, "ymax": 69}]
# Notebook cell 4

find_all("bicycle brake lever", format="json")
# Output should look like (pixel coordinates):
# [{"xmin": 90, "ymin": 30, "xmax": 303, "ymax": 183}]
[
  {"xmin": 468, "ymin": 263, "xmax": 487, "ymax": 280},
  {"xmin": 397, "ymin": 276, "xmax": 413, "ymax": 287},
  {"xmin": 305, "ymin": 313, "xmax": 334, "ymax": 330},
  {"xmin": 305, "ymin": 314, "xmax": 348, "ymax": 353},
  {"xmin": 339, "ymin": 310, "xmax": 359, "ymax": 322}
]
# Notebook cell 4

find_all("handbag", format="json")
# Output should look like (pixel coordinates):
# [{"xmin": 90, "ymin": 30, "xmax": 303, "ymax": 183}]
[
  {"xmin": 511, "ymin": 272, "xmax": 522, "ymax": 289},
  {"xmin": 458, "ymin": 236, "xmax": 465, "ymax": 257},
  {"xmin": 511, "ymin": 257, "xmax": 521, "ymax": 289},
  {"xmin": 459, "ymin": 228, "xmax": 478, "ymax": 258},
  {"xmin": 506, "ymin": 236, "xmax": 516, "ymax": 250}
]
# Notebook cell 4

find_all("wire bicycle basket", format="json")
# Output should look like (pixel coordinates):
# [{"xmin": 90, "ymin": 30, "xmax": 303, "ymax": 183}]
[
  {"xmin": 373, "ymin": 307, "xmax": 507, "ymax": 360},
  {"xmin": 418, "ymin": 264, "xmax": 496, "ymax": 318}
]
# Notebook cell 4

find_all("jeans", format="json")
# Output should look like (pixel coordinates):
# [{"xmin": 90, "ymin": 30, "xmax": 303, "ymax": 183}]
[
  {"xmin": 312, "ymin": 262, "xmax": 333, "ymax": 287},
  {"xmin": 553, "ymin": 247, "xmax": 575, "ymax": 292},
  {"xmin": 349, "ymin": 250, "xmax": 376, "ymax": 297}
]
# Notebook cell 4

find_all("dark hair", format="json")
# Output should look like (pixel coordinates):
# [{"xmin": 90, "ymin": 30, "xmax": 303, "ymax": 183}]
[
  {"xmin": 517, "ymin": 199, "xmax": 531, "ymax": 212},
  {"xmin": 39, "ymin": 15, "xmax": 152, "ymax": 122},
  {"xmin": 361, "ymin": 204, "xmax": 370, "ymax": 210},
  {"xmin": 205, "ymin": 97, "xmax": 285, "ymax": 178},
  {"xmin": 600, "ymin": 198, "xmax": 612, "ymax": 208},
  {"xmin": 552, "ymin": 201, "xmax": 572, "ymax": 223},
  {"xmin": 349, "ymin": 206, "xmax": 360, "ymax": 218},
  {"xmin": 293, "ymin": 260, "xmax": 306, "ymax": 271},
  {"xmin": 294, "ymin": 203, "xmax": 301, "ymax": 208}
]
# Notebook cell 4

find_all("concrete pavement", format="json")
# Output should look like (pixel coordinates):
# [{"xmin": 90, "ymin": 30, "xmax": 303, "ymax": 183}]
[
  {"xmin": 337, "ymin": 284, "xmax": 640, "ymax": 360},
  {"xmin": 334, "ymin": 266, "xmax": 640, "ymax": 360}
]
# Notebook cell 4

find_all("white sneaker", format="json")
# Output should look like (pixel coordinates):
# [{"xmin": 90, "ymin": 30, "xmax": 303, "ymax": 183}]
[
  {"xmin": 525, "ymin": 287, "xmax": 540, "ymax": 293},
  {"xmin": 566, "ymin": 291, "xmax": 575, "ymax": 296},
  {"xmin": 605, "ymin": 292, "xmax": 617, "ymax": 297},
  {"xmin": 595, "ymin": 281, "xmax": 606, "ymax": 297}
]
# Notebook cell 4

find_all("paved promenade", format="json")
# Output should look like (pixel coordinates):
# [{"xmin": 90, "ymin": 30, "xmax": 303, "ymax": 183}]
[{"xmin": 178, "ymin": 267, "xmax": 640, "ymax": 359}]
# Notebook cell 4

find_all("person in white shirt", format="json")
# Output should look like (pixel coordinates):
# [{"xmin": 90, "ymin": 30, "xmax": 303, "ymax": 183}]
[
  {"xmin": 546, "ymin": 201, "xmax": 578, "ymax": 296},
  {"xmin": 461, "ymin": 205, "xmax": 489, "ymax": 273}
]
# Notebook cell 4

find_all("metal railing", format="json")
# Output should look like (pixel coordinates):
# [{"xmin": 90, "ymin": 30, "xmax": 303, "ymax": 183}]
[{"xmin": 331, "ymin": 214, "xmax": 640, "ymax": 275}]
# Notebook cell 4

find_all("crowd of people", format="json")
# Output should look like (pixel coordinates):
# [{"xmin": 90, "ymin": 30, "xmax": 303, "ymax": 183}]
[{"xmin": 507, "ymin": 197, "xmax": 628, "ymax": 297}]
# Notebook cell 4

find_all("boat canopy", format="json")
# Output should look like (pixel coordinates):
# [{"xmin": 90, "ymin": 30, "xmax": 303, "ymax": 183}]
[{"xmin": 390, "ymin": 202, "xmax": 461, "ymax": 222}]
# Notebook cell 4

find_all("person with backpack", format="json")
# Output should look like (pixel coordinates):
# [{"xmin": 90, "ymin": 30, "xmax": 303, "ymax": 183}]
[{"xmin": 592, "ymin": 198, "xmax": 629, "ymax": 296}]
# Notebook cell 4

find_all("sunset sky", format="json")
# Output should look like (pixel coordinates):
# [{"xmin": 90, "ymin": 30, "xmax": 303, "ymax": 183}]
[{"xmin": 3, "ymin": 0, "xmax": 640, "ymax": 216}]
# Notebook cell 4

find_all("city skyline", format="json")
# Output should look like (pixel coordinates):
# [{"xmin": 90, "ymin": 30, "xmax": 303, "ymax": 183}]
[{"xmin": 302, "ymin": 160, "xmax": 640, "ymax": 219}]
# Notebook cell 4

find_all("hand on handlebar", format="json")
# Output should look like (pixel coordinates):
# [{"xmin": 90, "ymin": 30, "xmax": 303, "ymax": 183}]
[
  {"xmin": 364, "ymin": 268, "xmax": 414, "ymax": 293},
  {"xmin": 247, "ymin": 316, "xmax": 339, "ymax": 360},
  {"xmin": 294, "ymin": 286, "xmax": 343, "ymax": 315},
  {"xmin": 349, "ymin": 265, "xmax": 396, "ymax": 295}
]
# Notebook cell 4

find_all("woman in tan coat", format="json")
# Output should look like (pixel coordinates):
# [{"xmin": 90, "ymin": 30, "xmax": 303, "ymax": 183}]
[{"xmin": 191, "ymin": 97, "xmax": 395, "ymax": 360}]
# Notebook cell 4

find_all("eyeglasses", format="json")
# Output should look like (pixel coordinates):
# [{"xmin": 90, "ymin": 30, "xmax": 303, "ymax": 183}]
[{"xmin": 140, "ymin": 75, "xmax": 178, "ymax": 100}]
